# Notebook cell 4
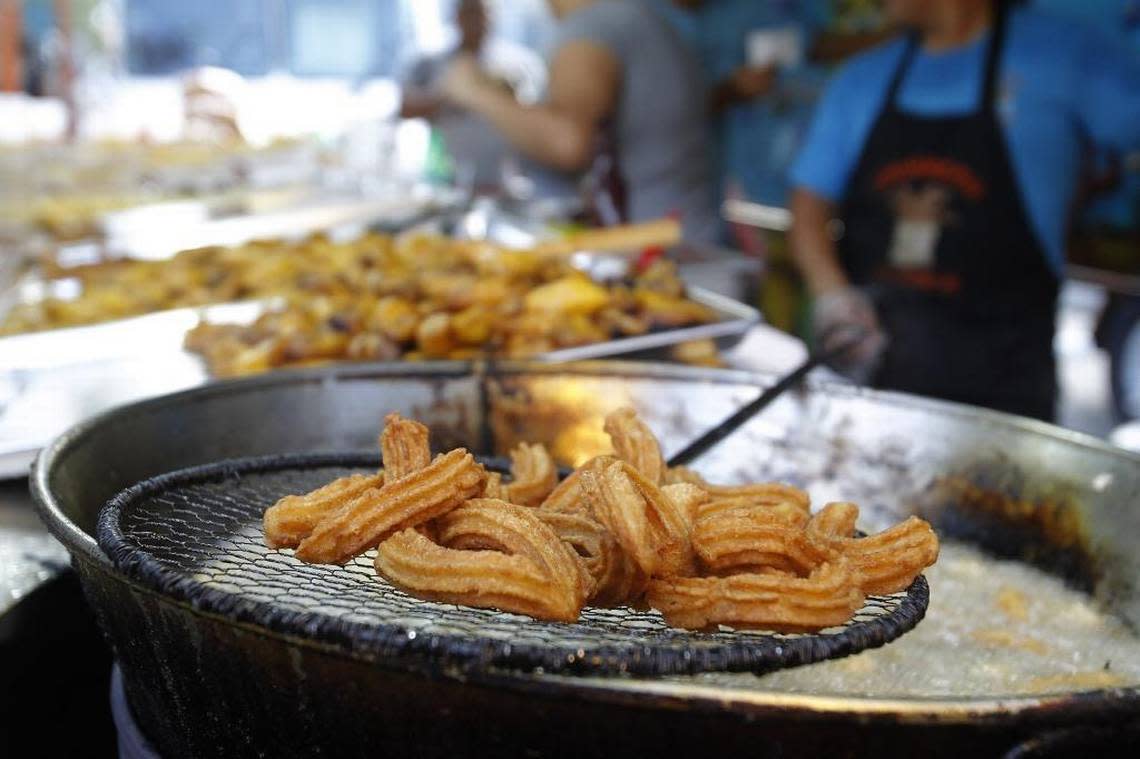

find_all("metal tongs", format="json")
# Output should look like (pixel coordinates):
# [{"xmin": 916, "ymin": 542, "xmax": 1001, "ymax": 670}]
[{"xmin": 667, "ymin": 326, "xmax": 868, "ymax": 467}]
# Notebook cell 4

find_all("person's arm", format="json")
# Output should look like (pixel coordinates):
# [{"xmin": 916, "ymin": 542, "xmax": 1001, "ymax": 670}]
[
  {"xmin": 789, "ymin": 188, "xmax": 848, "ymax": 296},
  {"xmin": 440, "ymin": 41, "xmax": 619, "ymax": 172},
  {"xmin": 791, "ymin": 187, "xmax": 886, "ymax": 373}
]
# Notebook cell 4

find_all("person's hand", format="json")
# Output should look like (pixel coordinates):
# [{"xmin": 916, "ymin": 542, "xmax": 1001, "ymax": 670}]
[
  {"xmin": 812, "ymin": 286, "xmax": 888, "ymax": 383},
  {"xmin": 440, "ymin": 54, "xmax": 490, "ymax": 109},
  {"xmin": 729, "ymin": 64, "xmax": 777, "ymax": 101}
]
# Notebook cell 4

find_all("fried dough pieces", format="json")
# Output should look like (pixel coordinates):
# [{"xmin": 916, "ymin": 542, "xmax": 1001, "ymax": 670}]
[
  {"xmin": 265, "ymin": 414, "xmax": 590, "ymax": 620},
  {"xmin": 263, "ymin": 408, "xmax": 939, "ymax": 631}
]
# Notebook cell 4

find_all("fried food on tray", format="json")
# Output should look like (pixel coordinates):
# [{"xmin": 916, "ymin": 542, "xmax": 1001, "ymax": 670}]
[
  {"xmin": 264, "ymin": 472, "xmax": 383, "ymax": 549},
  {"xmin": 502, "ymin": 443, "xmax": 558, "ymax": 507},
  {"xmin": 1, "ymin": 230, "xmax": 721, "ymax": 374},
  {"xmin": 379, "ymin": 413, "xmax": 431, "ymax": 480},
  {"xmin": 293, "ymin": 449, "xmax": 485, "ymax": 564},
  {"xmin": 264, "ymin": 408, "xmax": 939, "ymax": 630},
  {"xmin": 376, "ymin": 527, "xmax": 585, "ymax": 622},
  {"xmin": 696, "ymin": 497, "xmax": 810, "ymax": 529}
]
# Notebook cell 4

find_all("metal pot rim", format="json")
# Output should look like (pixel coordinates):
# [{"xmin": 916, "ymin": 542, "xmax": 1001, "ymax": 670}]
[{"xmin": 30, "ymin": 359, "xmax": 1140, "ymax": 719}]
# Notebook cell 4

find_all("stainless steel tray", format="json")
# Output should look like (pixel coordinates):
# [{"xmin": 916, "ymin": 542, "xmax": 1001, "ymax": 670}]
[{"xmin": 0, "ymin": 288, "xmax": 757, "ymax": 478}]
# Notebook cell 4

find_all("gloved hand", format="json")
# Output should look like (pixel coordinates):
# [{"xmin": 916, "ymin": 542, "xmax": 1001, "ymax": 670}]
[{"xmin": 812, "ymin": 287, "xmax": 889, "ymax": 383}]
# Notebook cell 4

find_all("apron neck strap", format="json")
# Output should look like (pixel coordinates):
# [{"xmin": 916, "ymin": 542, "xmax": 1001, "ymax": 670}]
[
  {"xmin": 981, "ymin": 2, "xmax": 1011, "ymax": 111},
  {"xmin": 885, "ymin": 3, "xmax": 1011, "ymax": 112}
]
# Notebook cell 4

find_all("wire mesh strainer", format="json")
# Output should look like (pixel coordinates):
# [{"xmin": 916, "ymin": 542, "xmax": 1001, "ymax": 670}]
[{"xmin": 96, "ymin": 452, "xmax": 929, "ymax": 677}]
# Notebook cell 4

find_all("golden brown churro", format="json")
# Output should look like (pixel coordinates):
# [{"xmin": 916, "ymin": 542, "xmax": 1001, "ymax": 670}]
[
  {"xmin": 264, "ymin": 472, "xmax": 383, "ymax": 549},
  {"xmin": 646, "ymin": 561, "xmax": 865, "ymax": 632},
  {"xmin": 436, "ymin": 499, "xmax": 593, "ymax": 602},
  {"xmin": 502, "ymin": 442, "xmax": 558, "ymax": 507},
  {"xmin": 812, "ymin": 516, "xmax": 941, "ymax": 595},
  {"xmin": 604, "ymin": 408, "xmax": 666, "ymax": 484},
  {"xmin": 379, "ymin": 413, "xmax": 431, "ymax": 480},
  {"xmin": 537, "ymin": 510, "xmax": 646, "ymax": 607},
  {"xmin": 693, "ymin": 509, "xmax": 837, "ymax": 576},
  {"xmin": 807, "ymin": 501, "xmax": 860, "ymax": 539},
  {"xmin": 265, "ymin": 408, "xmax": 938, "ymax": 630},
  {"xmin": 375, "ymin": 528, "xmax": 583, "ymax": 622},
  {"xmin": 294, "ymin": 449, "xmax": 485, "ymax": 564},
  {"xmin": 579, "ymin": 460, "xmax": 694, "ymax": 578}
]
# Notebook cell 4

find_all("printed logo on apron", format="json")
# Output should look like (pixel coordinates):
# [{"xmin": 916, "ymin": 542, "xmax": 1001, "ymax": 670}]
[{"xmin": 872, "ymin": 155, "xmax": 987, "ymax": 293}]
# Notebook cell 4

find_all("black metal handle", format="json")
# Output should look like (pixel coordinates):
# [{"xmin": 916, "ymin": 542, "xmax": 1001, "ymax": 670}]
[{"xmin": 666, "ymin": 327, "xmax": 866, "ymax": 468}]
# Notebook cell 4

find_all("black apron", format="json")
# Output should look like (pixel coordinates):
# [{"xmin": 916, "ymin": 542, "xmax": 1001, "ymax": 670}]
[{"xmin": 838, "ymin": 5, "xmax": 1059, "ymax": 421}]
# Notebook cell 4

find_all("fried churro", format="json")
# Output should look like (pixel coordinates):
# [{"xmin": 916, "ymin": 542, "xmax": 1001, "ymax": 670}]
[
  {"xmin": 537, "ymin": 510, "xmax": 646, "ymax": 607},
  {"xmin": 294, "ymin": 449, "xmax": 485, "ymax": 564},
  {"xmin": 646, "ymin": 561, "xmax": 865, "ymax": 632},
  {"xmin": 437, "ymin": 499, "xmax": 593, "ymax": 602},
  {"xmin": 265, "ymin": 408, "xmax": 937, "ymax": 631},
  {"xmin": 503, "ymin": 442, "xmax": 558, "ymax": 507},
  {"xmin": 264, "ymin": 472, "xmax": 383, "ymax": 549},
  {"xmin": 380, "ymin": 413, "xmax": 431, "ymax": 480},
  {"xmin": 604, "ymin": 408, "xmax": 665, "ymax": 484},
  {"xmin": 579, "ymin": 460, "xmax": 694, "ymax": 578},
  {"xmin": 693, "ymin": 509, "xmax": 837, "ymax": 576},
  {"xmin": 807, "ymin": 501, "xmax": 859, "ymax": 539},
  {"xmin": 375, "ymin": 527, "xmax": 583, "ymax": 621},
  {"xmin": 813, "ymin": 516, "xmax": 941, "ymax": 595}
]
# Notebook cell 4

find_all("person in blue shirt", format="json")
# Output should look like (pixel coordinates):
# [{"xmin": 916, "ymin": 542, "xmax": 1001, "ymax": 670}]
[{"xmin": 789, "ymin": 0, "xmax": 1140, "ymax": 421}]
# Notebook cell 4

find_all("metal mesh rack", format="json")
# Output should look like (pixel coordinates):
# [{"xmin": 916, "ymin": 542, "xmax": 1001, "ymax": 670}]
[{"xmin": 97, "ymin": 452, "xmax": 929, "ymax": 677}]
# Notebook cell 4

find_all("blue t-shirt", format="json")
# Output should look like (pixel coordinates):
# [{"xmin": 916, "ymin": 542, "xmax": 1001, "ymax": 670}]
[{"xmin": 790, "ymin": 6, "xmax": 1140, "ymax": 272}]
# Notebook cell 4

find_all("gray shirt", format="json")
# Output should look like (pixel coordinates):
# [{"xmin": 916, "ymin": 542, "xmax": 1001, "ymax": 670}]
[{"xmin": 554, "ymin": 0, "xmax": 718, "ymax": 243}]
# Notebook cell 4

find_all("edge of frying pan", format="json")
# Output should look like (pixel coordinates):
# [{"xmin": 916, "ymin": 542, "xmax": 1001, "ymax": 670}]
[{"xmin": 29, "ymin": 360, "xmax": 1140, "ymax": 732}]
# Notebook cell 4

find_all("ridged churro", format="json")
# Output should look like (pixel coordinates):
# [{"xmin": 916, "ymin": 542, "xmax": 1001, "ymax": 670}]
[
  {"xmin": 294, "ymin": 449, "xmax": 485, "ymax": 564},
  {"xmin": 437, "ymin": 499, "xmax": 592, "ymax": 602},
  {"xmin": 264, "ymin": 472, "xmax": 383, "ymax": 549},
  {"xmin": 502, "ymin": 442, "xmax": 558, "ymax": 506},
  {"xmin": 646, "ymin": 561, "xmax": 865, "ymax": 632},
  {"xmin": 807, "ymin": 501, "xmax": 859, "ymax": 539},
  {"xmin": 580, "ymin": 459, "xmax": 694, "ymax": 578},
  {"xmin": 812, "ymin": 515, "xmax": 941, "ymax": 595},
  {"xmin": 604, "ymin": 408, "xmax": 665, "ymax": 484},
  {"xmin": 537, "ymin": 510, "xmax": 646, "ymax": 607},
  {"xmin": 264, "ymin": 408, "xmax": 937, "ymax": 631},
  {"xmin": 375, "ymin": 527, "xmax": 583, "ymax": 622},
  {"xmin": 380, "ymin": 413, "xmax": 431, "ymax": 480}
]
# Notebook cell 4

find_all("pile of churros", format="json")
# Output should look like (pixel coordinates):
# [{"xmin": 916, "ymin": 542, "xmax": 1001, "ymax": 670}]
[{"xmin": 264, "ymin": 410, "xmax": 940, "ymax": 631}]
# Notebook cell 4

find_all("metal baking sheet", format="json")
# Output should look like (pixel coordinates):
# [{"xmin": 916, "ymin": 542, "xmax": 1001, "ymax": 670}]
[{"xmin": 0, "ymin": 288, "xmax": 757, "ymax": 479}]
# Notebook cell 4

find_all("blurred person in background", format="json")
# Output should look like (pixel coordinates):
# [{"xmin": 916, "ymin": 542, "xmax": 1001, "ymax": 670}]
[
  {"xmin": 652, "ymin": 0, "xmax": 830, "ymax": 212},
  {"xmin": 400, "ymin": 0, "xmax": 547, "ymax": 190},
  {"xmin": 439, "ymin": 0, "xmax": 718, "ymax": 242},
  {"xmin": 789, "ymin": 0, "xmax": 1140, "ymax": 421}
]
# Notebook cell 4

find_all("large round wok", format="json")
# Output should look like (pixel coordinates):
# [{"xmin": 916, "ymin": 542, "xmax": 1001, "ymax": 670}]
[{"xmin": 32, "ymin": 361, "xmax": 1140, "ymax": 757}]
